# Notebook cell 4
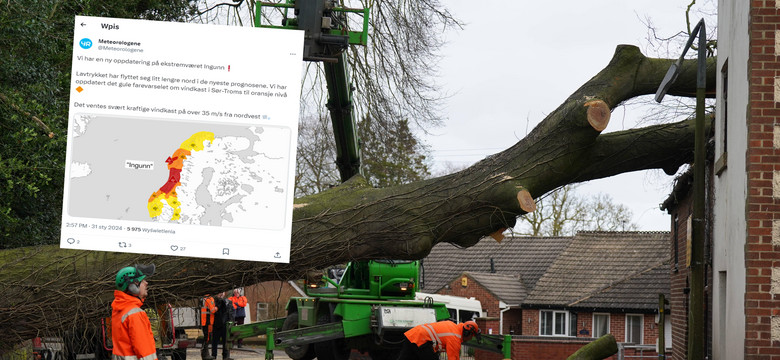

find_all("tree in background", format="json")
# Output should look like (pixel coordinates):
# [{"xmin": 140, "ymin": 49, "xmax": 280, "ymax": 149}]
[
  {"xmin": 514, "ymin": 185, "xmax": 637, "ymax": 237},
  {"xmin": 359, "ymin": 117, "xmax": 430, "ymax": 188},
  {"xmin": 295, "ymin": 115, "xmax": 431, "ymax": 194},
  {"xmin": 295, "ymin": 116, "xmax": 340, "ymax": 197}
]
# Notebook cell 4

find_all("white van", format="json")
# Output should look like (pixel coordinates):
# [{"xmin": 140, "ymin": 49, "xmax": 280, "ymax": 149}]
[{"xmin": 414, "ymin": 292, "xmax": 483, "ymax": 323}]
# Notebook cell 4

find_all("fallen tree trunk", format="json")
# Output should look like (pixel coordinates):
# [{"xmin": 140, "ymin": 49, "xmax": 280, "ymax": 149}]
[
  {"xmin": 566, "ymin": 334, "xmax": 619, "ymax": 360},
  {"xmin": 0, "ymin": 45, "xmax": 715, "ymax": 348}
]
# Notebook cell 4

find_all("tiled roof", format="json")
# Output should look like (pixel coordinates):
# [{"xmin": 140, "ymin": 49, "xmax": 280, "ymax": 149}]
[
  {"xmin": 568, "ymin": 262, "xmax": 670, "ymax": 310},
  {"xmin": 463, "ymin": 272, "xmax": 526, "ymax": 305},
  {"xmin": 421, "ymin": 236, "xmax": 572, "ymax": 298},
  {"xmin": 523, "ymin": 231, "xmax": 671, "ymax": 311}
]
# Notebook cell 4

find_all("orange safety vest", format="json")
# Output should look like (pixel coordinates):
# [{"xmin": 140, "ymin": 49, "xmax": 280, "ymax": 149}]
[
  {"xmin": 404, "ymin": 321, "xmax": 464, "ymax": 360},
  {"xmin": 201, "ymin": 296, "xmax": 216, "ymax": 326},
  {"xmin": 111, "ymin": 290, "xmax": 158, "ymax": 360},
  {"xmin": 228, "ymin": 295, "xmax": 247, "ymax": 309}
]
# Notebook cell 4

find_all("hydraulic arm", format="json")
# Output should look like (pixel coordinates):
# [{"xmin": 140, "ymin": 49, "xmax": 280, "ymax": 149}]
[{"xmin": 256, "ymin": 0, "xmax": 366, "ymax": 181}]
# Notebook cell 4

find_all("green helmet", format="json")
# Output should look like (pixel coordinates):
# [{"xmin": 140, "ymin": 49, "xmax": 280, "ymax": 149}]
[{"xmin": 115, "ymin": 264, "xmax": 155, "ymax": 291}]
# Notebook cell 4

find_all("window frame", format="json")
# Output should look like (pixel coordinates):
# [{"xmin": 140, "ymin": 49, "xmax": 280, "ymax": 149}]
[
  {"xmin": 255, "ymin": 302, "xmax": 269, "ymax": 322},
  {"xmin": 539, "ymin": 310, "xmax": 570, "ymax": 336},
  {"xmin": 592, "ymin": 313, "xmax": 610, "ymax": 338},
  {"xmin": 625, "ymin": 314, "xmax": 644, "ymax": 344}
]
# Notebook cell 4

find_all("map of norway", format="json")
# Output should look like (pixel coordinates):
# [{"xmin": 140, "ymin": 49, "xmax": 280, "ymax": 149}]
[
  {"xmin": 67, "ymin": 115, "xmax": 292, "ymax": 229},
  {"xmin": 147, "ymin": 131, "xmax": 213, "ymax": 221}
]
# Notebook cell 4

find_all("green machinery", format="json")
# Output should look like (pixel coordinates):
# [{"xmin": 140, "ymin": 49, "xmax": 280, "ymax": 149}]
[
  {"xmin": 255, "ymin": 0, "xmax": 364, "ymax": 182},
  {"xmin": 230, "ymin": 2, "xmax": 512, "ymax": 359},
  {"xmin": 228, "ymin": 260, "xmax": 511, "ymax": 359}
]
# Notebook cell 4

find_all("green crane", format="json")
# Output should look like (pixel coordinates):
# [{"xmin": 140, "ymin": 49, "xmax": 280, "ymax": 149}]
[{"xmin": 255, "ymin": 0, "xmax": 366, "ymax": 182}]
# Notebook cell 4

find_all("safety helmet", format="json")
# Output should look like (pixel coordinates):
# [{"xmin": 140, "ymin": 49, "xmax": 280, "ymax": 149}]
[
  {"xmin": 462, "ymin": 320, "xmax": 481, "ymax": 340},
  {"xmin": 115, "ymin": 264, "xmax": 155, "ymax": 291}
]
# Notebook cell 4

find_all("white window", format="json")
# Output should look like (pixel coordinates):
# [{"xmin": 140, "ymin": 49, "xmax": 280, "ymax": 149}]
[
  {"xmin": 593, "ymin": 313, "xmax": 610, "ymax": 338},
  {"xmin": 255, "ymin": 302, "xmax": 269, "ymax": 321},
  {"xmin": 540, "ymin": 310, "xmax": 569, "ymax": 336},
  {"xmin": 625, "ymin": 314, "xmax": 643, "ymax": 344}
]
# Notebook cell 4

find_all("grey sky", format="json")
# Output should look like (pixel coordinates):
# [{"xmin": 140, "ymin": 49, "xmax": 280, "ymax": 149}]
[{"xmin": 426, "ymin": 0, "xmax": 714, "ymax": 230}]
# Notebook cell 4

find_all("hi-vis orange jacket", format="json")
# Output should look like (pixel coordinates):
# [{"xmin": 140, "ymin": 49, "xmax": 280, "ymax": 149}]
[
  {"xmin": 111, "ymin": 290, "xmax": 158, "ymax": 360},
  {"xmin": 201, "ymin": 295, "xmax": 216, "ymax": 326},
  {"xmin": 228, "ymin": 295, "xmax": 247, "ymax": 310},
  {"xmin": 404, "ymin": 321, "xmax": 465, "ymax": 360}
]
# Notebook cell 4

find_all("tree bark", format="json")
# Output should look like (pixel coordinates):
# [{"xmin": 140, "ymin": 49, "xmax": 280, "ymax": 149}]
[
  {"xmin": 566, "ymin": 334, "xmax": 619, "ymax": 360},
  {"xmin": 0, "ymin": 45, "xmax": 716, "ymax": 349}
]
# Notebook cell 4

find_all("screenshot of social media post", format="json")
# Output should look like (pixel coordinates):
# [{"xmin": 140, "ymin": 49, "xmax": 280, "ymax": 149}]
[{"xmin": 61, "ymin": 15, "xmax": 303, "ymax": 262}]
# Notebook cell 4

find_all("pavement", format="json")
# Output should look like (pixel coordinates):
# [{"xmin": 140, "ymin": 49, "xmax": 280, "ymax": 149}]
[
  {"xmin": 185, "ymin": 346, "xmax": 373, "ymax": 360},
  {"xmin": 185, "ymin": 345, "xmax": 292, "ymax": 360}
]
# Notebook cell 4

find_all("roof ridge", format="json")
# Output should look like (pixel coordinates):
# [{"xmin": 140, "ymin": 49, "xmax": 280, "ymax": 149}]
[{"xmin": 566, "ymin": 258, "xmax": 670, "ymax": 307}]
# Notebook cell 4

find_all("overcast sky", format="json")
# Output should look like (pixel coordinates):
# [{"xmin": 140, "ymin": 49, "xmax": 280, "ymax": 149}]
[{"xmin": 423, "ymin": 0, "xmax": 715, "ymax": 231}]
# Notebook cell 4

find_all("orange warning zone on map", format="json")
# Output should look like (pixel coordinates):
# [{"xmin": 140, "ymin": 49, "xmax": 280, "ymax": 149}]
[{"xmin": 147, "ymin": 131, "xmax": 214, "ymax": 220}]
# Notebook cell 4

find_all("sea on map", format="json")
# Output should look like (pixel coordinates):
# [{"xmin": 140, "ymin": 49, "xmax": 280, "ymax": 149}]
[{"xmin": 67, "ymin": 114, "xmax": 291, "ymax": 230}]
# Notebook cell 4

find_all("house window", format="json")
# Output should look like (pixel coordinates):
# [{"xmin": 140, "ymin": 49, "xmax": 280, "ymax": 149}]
[
  {"xmin": 540, "ymin": 310, "xmax": 569, "ymax": 336},
  {"xmin": 256, "ymin": 302, "xmax": 269, "ymax": 321},
  {"xmin": 715, "ymin": 58, "xmax": 728, "ymax": 175},
  {"xmin": 625, "ymin": 314, "xmax": 643, "ymax": 344},
  {"xmin": 593, "ymin": 313, "xmax": 610, "ymax": 338}
]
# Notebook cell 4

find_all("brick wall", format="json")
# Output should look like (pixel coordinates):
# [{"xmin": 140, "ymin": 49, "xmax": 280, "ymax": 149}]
[
  {"xmin": 669, "ymin": 200, "xmax": 691, "ymax": 360},
  {"xmin": 748, "ymin": 1, "xmax": 780, "ymax": 358},
  {"xmin": 438, "ymin": 273, "xmax": 501, "ymax": 333},
  {"xmin": 243, "ymin": 280, "xmax": 300, "ymax": 321}
]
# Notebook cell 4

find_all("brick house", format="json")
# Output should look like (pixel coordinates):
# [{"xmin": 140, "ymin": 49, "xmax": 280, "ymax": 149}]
[
  {"xmin": 661, "ymin": 166, "xmax": 715, "ymax": 360},
  {"xmin": 423, "ymin": 232, "xmax": 671, "ymax": 359},
  {"xmin": 669, "ymin": 1, "xmax": 780, "ymax": 359}
]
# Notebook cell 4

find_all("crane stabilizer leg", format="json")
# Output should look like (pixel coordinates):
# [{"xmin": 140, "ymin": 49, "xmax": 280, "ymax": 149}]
[{"xmin": 227, "ymin": 317, "xmax": 345, "ymax": 359}]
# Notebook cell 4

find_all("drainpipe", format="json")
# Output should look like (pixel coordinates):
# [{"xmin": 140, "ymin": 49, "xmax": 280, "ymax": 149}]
[{"xmin": 499, "ymin": 301, "xmax": 511, "ymax": 334}]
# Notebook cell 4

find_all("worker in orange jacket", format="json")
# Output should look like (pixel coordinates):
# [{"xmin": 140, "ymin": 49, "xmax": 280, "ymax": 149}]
[
  {"xmin": 228, "ymin": 289, "xmax": 248, "ymax": 348},
  {"xmin": 399, "ymin": 320, "xmax": 481, "ymax": 360},
  {"xmin": 201, "ymin": 294, "xmax": 217, "ymax": 360},
  {"xmin": 111, "ymin": 264, "xmax": 157, "ymax": 360}
]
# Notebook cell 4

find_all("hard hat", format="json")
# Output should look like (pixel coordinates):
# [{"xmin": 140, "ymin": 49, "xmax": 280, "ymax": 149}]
[
  {"xmin": 462, "ymin": 320, "xmax": 481, "ymax": 340},
  {"xmin": 115, "ymin": 264, "xmax": 155, "ymax": 291}
]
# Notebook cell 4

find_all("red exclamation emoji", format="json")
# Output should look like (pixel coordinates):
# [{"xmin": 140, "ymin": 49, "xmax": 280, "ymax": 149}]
[{"xmin": 228, "ymin": 65, "xmax": 230, "ymax": 72}]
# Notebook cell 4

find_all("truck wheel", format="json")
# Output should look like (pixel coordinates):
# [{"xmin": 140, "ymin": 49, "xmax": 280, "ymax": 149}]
[
  {"xmin": 313, "ymin": 312, "xmax": 350, "ymax": 360},
  {"xmin": 282, "ymin": 312, "xmax": 315, "ymax": 360}
]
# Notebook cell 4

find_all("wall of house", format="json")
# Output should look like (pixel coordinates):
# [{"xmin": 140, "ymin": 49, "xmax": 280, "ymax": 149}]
[
  {"xmin": 669, "ymin": 200, "xmax": 691, "ymax": 360},
  {"xmin": 243, "ymin": 280, "xmax": 301, "ymax": 322},
  {"xmin": 744, "ymin": 1, "xmax": 780, "ymax": 358},
  {"xmin": 713, "ymin": 0, "xmax": 750, "ymax": 359},
  {"xmin": 438, "ymin": 274, "xmax": 501, "ymax": 333},
  {"xmin": 520, "ymin": 309, "xmax": 661, "ymax": 346}
]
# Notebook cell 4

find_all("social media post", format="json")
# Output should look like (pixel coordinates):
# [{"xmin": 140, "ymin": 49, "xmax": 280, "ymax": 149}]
[{"xmin": 61, "ymin": 16, "xmax": 303, "ymax": 262}]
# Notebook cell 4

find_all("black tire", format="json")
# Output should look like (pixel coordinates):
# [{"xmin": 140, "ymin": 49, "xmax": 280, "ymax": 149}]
[
  {"xmin": 282, "ymin": 312, "xmax": 316, "ymax": 360},
  {"xmin": 313, "ymin": 310, "xmax": 350, "ymax": 360}
]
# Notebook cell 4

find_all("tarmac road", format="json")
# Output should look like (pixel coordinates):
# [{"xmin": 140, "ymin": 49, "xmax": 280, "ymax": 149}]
[
  {"xmin": 184, "ymin": 346, "xmax": 373, "ymax": 360},
  {"xmin": 184, "ymin": 345, "xmax": 291, "ymax": 360}
]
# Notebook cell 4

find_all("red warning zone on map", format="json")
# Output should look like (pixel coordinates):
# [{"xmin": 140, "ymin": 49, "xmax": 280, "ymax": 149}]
[{"xmin": 147, "ymin": 132, "xmax": 214, "ymax": 220}]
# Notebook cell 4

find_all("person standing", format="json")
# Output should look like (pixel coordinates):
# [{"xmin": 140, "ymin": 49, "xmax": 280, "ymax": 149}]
[
  {"xmin": 201, "ymin": 294, "xmax": 217, "ymax": 360},
  {"xmin": 111, "ymin": 264, "xmax": 158, "ymax": 360},
  {"xmin": 398, "ymin": 320, "xmax": 481, "ymax": 360},
  {"xmin": 228, "ymin": 289, "xmax": 248, "ymax": 348},
  {"xmin": 211, "ymin": 292, "xmax": 235, "ymax": 360}
]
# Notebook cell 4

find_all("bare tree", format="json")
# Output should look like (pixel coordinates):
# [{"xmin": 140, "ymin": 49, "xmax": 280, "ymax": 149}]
[
  {"xmin": 515, "ymin": 185, "xmax": 637, "ymax": 237},
  {"xmin": 295, "ymin": 115, "xmax": 340, "ymax": 196}
]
